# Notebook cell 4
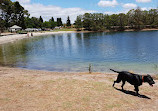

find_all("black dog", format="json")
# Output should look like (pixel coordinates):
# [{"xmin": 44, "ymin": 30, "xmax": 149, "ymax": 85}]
[{"xmin": 110, "ymin": 69, "xmax": 155, "ymax": 95}]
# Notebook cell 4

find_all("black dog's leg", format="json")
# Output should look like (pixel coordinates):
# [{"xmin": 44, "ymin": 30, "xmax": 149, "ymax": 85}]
[
  {"xmin": 113, "ymin": 74, "xmax": 122, "ymax": 87},
  {"xmin": 113, "ymin": 81, "xmax": 116, "ymax": 87},
  {"xmin": 134, "ymin": 86, "xmax": 139, "ymax": 95},
  {"xmin": 121, "ymin": 81, "xmax": 126, "ymax": 90}
]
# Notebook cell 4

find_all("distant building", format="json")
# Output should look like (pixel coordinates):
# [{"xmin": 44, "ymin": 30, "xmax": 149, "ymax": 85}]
[
  {"xmin": 54, "ymin": 26, "xmax": 60, "ymax": 29},
  {"xmin": 10, "ymin": 25, "xmax": 22, "ymax": 32}
]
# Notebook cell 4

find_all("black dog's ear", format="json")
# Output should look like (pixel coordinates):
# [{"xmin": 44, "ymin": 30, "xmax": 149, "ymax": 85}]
[{"xmin": 147, "ymin": 74, "xmax": 151, "ymax": 76}]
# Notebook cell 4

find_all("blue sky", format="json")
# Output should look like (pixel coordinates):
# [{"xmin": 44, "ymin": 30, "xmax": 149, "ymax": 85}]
[
  {"xmin": 12, "ymin": 0, "xmax": 158, "ymax": 23},
  {"xmin": 29, "ymin": 0, "xmax": 157, "ymax": 11}
]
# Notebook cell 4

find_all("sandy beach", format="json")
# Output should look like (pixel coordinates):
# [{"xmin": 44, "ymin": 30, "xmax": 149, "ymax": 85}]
[
  {"xmin": 0, "ymin": 31, "xmax": 75, "ymax": 45},
  {"xmin": 0, "ymin": 66, "xmax": 157, "ymax": 111}
]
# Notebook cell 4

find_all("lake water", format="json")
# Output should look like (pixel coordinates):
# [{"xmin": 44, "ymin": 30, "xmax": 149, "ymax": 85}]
[{"xmin": 1, "ymin": 31, "xmax": 158, "ymax": 74}]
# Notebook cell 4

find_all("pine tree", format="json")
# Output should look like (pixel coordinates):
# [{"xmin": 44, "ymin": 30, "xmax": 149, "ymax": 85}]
[
  {"xmin": 50, "ymin": 17, "xmax": 54, "ymax": 22},
  {"xmin": 57, "ymin": 18, "xmax": 63, "ymax": 26},
  {"xmin": 49, "ymin": 17, "xmax": 56, "ymax": 29},
  {"xmin": 66, "ymin": 16, "xmax": 71, "ymax": 27},
  {"xmin": 39, "ymin": 16, "xmax": 43, "ymax": 23}
]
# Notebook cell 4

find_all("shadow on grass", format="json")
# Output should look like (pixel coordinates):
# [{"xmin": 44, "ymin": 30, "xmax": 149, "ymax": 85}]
[{"xmin": 114, "ymin": 87, "xmax": 151, "ymax": 99}]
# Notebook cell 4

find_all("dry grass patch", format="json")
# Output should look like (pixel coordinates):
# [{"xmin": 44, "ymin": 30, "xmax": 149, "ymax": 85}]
[
  {"xmin": 153, "ymin": 74, "xmax": 158, "ymax": 80},
  {"xmin": 0, "ymin": 77, "xmax": 157, "ymax": 111},
  {"xmin": 0, "ymin": 67, "xmax": 157, "ymax": 111}
]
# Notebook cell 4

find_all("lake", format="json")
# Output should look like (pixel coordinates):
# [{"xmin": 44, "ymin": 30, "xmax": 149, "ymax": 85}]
[{"xmin": 0, "ymin": 31, "xmax": 158, "ymax": 74}]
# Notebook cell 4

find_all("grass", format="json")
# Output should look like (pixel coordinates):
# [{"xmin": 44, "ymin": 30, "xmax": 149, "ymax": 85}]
[
  {"xmin": 0, "ymin": 98, "xmax": 10, "ymax": 101},
  {"xmin": 153, "ymin": 74, "xmax": 158, "ymax": 80},
  {"xmin": 17, "ymin": 30, "xmax": 27, "ymax": 34},
  {"xmin": 52, "ymin": 28, "xmax": 76, "ymax": 32}
]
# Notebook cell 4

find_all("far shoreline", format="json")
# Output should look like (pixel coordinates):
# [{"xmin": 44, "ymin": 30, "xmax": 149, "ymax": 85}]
[
  {"xmin": 1, "ymin": 28, "xmax": 158, "ymax": 45},
  {"xmin": 0, "ymin": 31, "xmax": 75, "ymax": 45},
  {"xmin": 77, "ymin": 28, "xmax": 158, "ymax": 33}
]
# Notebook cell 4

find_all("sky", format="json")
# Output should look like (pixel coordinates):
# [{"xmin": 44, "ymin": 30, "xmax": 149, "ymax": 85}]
[{"xmin": 11, "ymin": 0, "xmax": 158, "ymax": 23}]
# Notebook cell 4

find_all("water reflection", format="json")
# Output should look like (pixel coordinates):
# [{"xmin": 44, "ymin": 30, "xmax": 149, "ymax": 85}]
[{"xmin": 0, "ymin": 31, "xmax": 158, "ymax": 73}]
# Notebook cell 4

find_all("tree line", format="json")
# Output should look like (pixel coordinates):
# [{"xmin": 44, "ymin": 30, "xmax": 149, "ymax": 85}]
[
  {"xmin": 0, "ymin": 0, "xmax": 71, "ymax": 32},
  {"xmin": 1, "ymin": 0, "xmax": 158, "ymax": 32},
  {"xmin": 75, "ymin": 8, "xmax": 158, "ymax": 31}
]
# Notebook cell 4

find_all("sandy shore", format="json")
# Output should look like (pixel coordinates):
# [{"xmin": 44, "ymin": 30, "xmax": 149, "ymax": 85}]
[
  {"xmin": 0, "ymin": 66, "xmax": 157, "ymax": 111},
  {"xmin": 124, "ymin": 28, "xmax": 158, "ymax": 32},
  {"xmin": 0, "ymin": 31, "xmax": 75, "ymax": 45}
]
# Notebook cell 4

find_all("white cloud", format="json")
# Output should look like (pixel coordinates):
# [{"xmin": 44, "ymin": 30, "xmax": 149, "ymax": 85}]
[
  {"xmin": 104, "ymin": 11, "xmax": 114, "ymax": 15},
  {"xmin": 136, "ymin": 0, "xmax": 152, "ymax": 3},
  {"xmin": 104, "ymin": 9, "xmax": 131, "ymax": 15},
  {"xmin": 141, "ymin": 7, "xmax": 154, "ymax": 10},
  {"xmin": 122, "ymin": 3, "xmax": 137, "ymax": 9},
  {"xmin": 16, "ymin": 0, "xmax": 30, "ymax": 4},
  {"xmin": 22, "ymin": 3, "xmax": 96, "ymax": 23},
  {"xmin": 98, "ymin": 0, "xmax": 118, "ymax": 7}
]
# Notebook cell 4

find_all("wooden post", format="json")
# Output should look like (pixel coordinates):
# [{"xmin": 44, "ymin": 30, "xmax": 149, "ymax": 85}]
[{"xmin": 89, "ymin": 64, "xmax": 92, "ymax": 74}]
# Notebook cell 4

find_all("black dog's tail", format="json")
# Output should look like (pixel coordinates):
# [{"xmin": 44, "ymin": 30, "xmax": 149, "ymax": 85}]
[{"xmin": 110, "ymin": 69, "xmax": 120, "ymax": 73}]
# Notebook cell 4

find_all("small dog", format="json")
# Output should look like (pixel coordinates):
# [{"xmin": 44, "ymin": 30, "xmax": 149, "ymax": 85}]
[{"xmin": 110, "ymin": 69, "xmax": 155, "ymax": 95}]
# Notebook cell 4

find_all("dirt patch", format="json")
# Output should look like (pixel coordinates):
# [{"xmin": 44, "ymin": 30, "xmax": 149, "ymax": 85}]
[{"xmin": 0, "ymin": 67, "xmax": 157, "ymax": 111}]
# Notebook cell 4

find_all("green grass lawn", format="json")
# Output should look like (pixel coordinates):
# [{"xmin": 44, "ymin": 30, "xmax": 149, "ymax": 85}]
[{"xmin": 53, "ymin": 28, "xmax": 76, "ymax": 32}]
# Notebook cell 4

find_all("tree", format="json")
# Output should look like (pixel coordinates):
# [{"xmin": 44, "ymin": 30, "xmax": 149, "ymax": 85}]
[
  {"xmin": 133, "ymin": 7, "xmax": 143, "ymax": 29},
  {"xmin": 0, "ymin": 0, "xmax": 14, "ymax": 28},
  {"xmin": 127, "ymin": 9, "xmax": 135, "ymax": 27},
  {"xmin": 39, "ymin": 16, "xmax": 43, "ymax": 28},
  {"xmin": 0, "ymin": 0, "xmax": 28, "ymax": 29},
  {"xmin": 104, "ymin": 14, "xmax": 111, "ymax": 29},
  {"xmin": 49, "ymin": 17, "xmax": 56, "ymax": 29},
  {"xmin": 39, "ymin": 16, "xmax": 43, "ymax": 23},
  {"xmin": 57, "ymin": 18, "xmax": 63, "ymax": 26},
  {"xmin": 141, "ymin": 10, "xmax": 149, "ymax": 26},
  {"xmin": 31, "ymin": 17, "xmax": 41, "ymax": 28},
  {"xmin": 117, "ymin": 13, "xmax": 127, "ymax": 31},
  {"xmin": 24, "ymin": 17, "xmax": 32, "ymax": 28},
  {"xmin": 90, "ymin": 13, "xmax": 106, "ymax": 31},
  {"xmin": 24, "ymin": 17, "xmax": 41, "ymax": 28},
  {"xmin": 75, "ymin": 15, "xmax": 83, "ymax": 31},
  {"xmin": 82, "ymin": 13, "xmax": 93, "ymax": 30},
  {"xmin": 43, "ymin": 21, "xmax": 51, "ymax": 28},
  {"xmin": 0, "ymin": 17, "xmax": 5, "ymax": 33},
  {"xmin": 148, "ymin": 9, "xmax": 158, "ymax": 26},
  {"xmin": 13, "ymin": 1, "xmax": 29, "ymax": 29},
  {"xmin": 66, "ymin": 16, "xmax": 71, "ymax": 27},
  {"xmin": 50, "ymin": 17, "xmax": 54, "ymax": 22}
]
